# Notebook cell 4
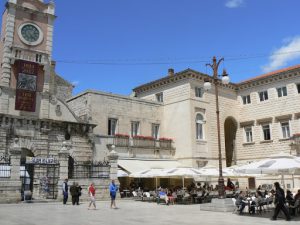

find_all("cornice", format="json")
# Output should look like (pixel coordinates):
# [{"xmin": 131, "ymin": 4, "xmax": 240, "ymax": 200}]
[
  {"xmin": 237, "ymin": 66, "xmax": 300, "ymax": 91},
  {"xmin": 7, "ymin": 1, "xmax": 56, "ymax": 18},
  {"xmin": 67, "ymin": 89, "xmax": 163, "ymax": 107},
  {"xmin": 133, "ymin": 69, "xmax": 238, "ymax": 94}
]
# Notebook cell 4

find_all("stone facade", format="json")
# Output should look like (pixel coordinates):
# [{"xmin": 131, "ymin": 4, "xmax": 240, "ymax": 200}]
[
  {"xmin": 67, "ymin": 90, "xmax": 175, "ymax": 162},
  {"xmin": 68, "ymin": 65, "xmax": 300, "ymax": 189},
  {"xmin": 0, "ymin": 0, "xmax": 113, "ymax": 203}
]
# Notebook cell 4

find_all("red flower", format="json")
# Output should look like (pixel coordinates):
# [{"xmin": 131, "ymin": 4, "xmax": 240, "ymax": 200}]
[
  {"xmin": 115, "ymin": 133, "xmax": 129, "ymax": 138},
  {"xmin": 133, "ymin": 135, "xmax": 155, "ymax": 140},
  {"xmin": 159, "ymin": 137, "xmax": 173, "ymax": 141}
]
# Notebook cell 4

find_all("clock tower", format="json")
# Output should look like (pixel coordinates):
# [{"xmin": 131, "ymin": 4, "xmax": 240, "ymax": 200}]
[{"xmin": 0, "ymin": 0, "xmax": 55, "ymax": 117}]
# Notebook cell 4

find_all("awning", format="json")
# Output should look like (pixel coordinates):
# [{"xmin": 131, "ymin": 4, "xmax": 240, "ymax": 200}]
[
  {"xmin": 117, "ymin": 168, "xmax": 129, "ymax": 177},
  {"xmin": 118, "ymin": 159, "xmax": 183, "ymax": 174}
]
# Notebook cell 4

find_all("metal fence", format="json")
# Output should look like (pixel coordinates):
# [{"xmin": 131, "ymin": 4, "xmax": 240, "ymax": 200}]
[
  {"xmin": 20, "ymin": 162, "xmax": 60, "ymax": 199},
  {"xmin": 71, "ymin": 161, "xmax": 110, "ymax": 179},
  {"xmin": 0, "ymin": 153, "xmax": 10, "ymax": 178}
]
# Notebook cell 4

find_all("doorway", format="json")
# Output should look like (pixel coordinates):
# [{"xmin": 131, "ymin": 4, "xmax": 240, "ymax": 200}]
[{"xmin": 224, "ymin": 117, "xmax": 237, "ymax": 167}]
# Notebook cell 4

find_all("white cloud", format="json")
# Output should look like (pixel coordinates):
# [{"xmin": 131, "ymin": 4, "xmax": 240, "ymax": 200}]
[
  {"xmin": 262, "ymin": 36, "xmax": 300, "ymax": 73},
  {"xmin": 225, "ymin": 0, "xmax": 244, "ymax": 8},
  {"xmin": 71, "ymin": 81, "xmax": 79, "ymax": 87}
]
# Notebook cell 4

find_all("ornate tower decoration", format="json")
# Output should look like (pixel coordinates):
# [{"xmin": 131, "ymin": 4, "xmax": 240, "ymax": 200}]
[{"xmin": 0, "ymin": 0, "xmax": 55, "ymax": 116}]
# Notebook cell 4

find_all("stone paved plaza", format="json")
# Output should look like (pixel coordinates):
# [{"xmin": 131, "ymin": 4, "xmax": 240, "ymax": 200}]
[{"xmin": 0, "ymin": 200, "xmax": 299, "ymax": 225}]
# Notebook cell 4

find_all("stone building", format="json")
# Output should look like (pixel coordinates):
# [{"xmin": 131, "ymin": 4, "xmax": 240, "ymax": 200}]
[
  {"xmin": 68, "ymin": 65, "xmax": 300, "ymax": 189},
  {"xmin": 1, "ymin": 0, "xmax": 299, "ymax": 203},
  {"xmin": 0, "ymin": 0, "xmax": 113, "ymax": 203}
]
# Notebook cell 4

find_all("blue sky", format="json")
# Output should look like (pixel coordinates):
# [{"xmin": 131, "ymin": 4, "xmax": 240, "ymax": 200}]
[{"xmin": 2, "ymin": 0, "xmax": 300, "ymax": 95}]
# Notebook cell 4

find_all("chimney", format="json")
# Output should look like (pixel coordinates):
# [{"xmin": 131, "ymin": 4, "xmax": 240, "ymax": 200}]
[{"xmin": 168, "ymin": 68, "xmax": 174, "ymax": 76}]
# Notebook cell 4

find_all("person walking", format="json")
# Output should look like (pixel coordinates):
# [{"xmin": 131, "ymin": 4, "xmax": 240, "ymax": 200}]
[
  {"xmin": 62, "ymin": 178, "xmax": 68, "ymax": 205},
  {"xmin": 88, "ymin": 182, "xmax": 96, "ymax": 210},
  {"xmin": 109, "ymin": 180, "xmax": 118, "ymax": 209},
  {"xmin": 76, "ymin": 183, "xmax": 82, "ymax": 205},
  {"xmin": 271, "ymin": 182, "xmax": 291, "ymax": 221},
  {"xmin": 70, "ymin": 182, "xmax": 78, "ymax": 205}
]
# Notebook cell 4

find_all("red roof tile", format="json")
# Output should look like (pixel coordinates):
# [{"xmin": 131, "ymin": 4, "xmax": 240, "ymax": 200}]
[{"xmin": 239, "ymin": 64, "xmax": 300, "ymax": 84}]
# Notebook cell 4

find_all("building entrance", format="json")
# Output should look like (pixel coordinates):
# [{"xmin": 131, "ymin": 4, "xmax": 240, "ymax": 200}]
[
  {"xmin": 224, "ymin": 117, "xmax": 237, "ymax": 167},
  {"xmin": 21, "ymin": 155, "xmax": 60, "ymax": 200}
]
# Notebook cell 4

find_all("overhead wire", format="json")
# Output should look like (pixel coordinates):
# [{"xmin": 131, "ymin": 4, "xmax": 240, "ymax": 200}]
[{"xmin": 55, "ymin": 50, "xmax": 300, "ymax": 65}]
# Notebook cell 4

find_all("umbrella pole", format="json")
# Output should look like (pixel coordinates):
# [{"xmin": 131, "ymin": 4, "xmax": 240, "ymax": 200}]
[
  {"xmin": 182, "ymin": 177, "xmax": 185, "ymax": 188},
  {"xmin": 281, "ymin": 174, "xmax": 285, "ymax": 190},
  {"xmin": 292, "ymin": 174, "xmax": 295, "ymax": 189},
  {"xmin": 155, "ymin": 177, "xmax": 157, "ymax": 190}
]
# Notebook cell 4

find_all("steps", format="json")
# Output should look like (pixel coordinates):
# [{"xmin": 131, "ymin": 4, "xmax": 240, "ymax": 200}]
[{"xmin": 200, "ymin": 198, "xmax": 235, "ymax": 212}]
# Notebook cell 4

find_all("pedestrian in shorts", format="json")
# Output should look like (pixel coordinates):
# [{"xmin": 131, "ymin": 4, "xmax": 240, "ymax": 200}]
[{"xmin": 88, "ymin": 182, "xmax": 96, "ymax": 210}]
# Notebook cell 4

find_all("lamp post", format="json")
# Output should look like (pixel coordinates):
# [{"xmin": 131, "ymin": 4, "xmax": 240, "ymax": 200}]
[{"xmin": 204, "ymin": 56, "xmax": 230, "ymax": 198}]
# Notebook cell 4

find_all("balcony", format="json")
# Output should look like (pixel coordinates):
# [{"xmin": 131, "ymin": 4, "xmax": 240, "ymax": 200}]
[
  {"xmin": 159, "ymin": 139, "xmax": 173, "ymax": 149},
  {"xmin": 97, "ymin": 135, "xmax": 174, "ymax": 151},
  {"xmin": 10, "ymin": 47, "xmax": 49, "ymax": 65},
  {"xmin": 132, "ymin": 136, "xmax": 156, "ymax": 148}
]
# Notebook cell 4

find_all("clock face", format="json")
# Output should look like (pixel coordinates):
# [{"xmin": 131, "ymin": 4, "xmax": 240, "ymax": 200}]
[{"xmin": 21, "ymin": 24, "xmax": 40, "ymax": 43}]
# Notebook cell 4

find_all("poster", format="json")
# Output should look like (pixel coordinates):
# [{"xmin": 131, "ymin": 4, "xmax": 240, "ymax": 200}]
[{"xmin": 15, "ymin": 60, "xmax": 38, "ymax": 112}]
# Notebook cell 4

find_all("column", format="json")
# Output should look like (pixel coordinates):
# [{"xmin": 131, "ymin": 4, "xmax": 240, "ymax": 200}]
[
  {"xmin": 108, "ymin": 145, "xmax": 119, "ymax": 181},
  {"xmin": 6, "ymin": 138, "xmax": 22, "ymax": 203},
  {"xmin": 57, "ymin": 141, "xmax": 71, "ymax": 201},
  {"xmin": 58, "ymin": 141, "xmax": 71, "ymax": 181}
]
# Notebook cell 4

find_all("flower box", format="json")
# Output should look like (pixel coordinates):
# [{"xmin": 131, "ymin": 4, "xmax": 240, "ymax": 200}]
[
  {"xmin": 133, "ymin": 136, "xmax": 155, "ymax": 148},
  {"xmin": 159, "ymin": 139, "xmax": 172, "ymax": 149},
  {"xmin": 114, "ymin": 134, "xmax": 129, "ymax": 147}
]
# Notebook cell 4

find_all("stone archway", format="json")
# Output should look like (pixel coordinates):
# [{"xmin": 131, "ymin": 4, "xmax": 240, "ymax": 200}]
[
  {"xmin": 20, "ymin": 148, "xmax": 35, "ymax": 194},
  {"xmin": 18, "ymin": 138, "xmax": 38, "ymax": 157},
  {"xmin": 224, "ymin": 117, "xmax": 238, "ymax": 167}
]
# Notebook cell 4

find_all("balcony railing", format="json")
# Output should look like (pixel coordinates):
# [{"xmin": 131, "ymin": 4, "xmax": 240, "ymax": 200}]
[
  {"xmin": 11, "ymin": 47, "xmax": 48, "ymax": 65},
  {"xmin": 110, "ymin": 136, "xmax": 174, "ymax": 150},
  {"xmin": 114, "ymin": 136, "xmax": 130, "ymax": 147},
  {"xmin": 159, "ymin": 140, "xmax": 173, "ymax": 149},
  {"xmin": 132, "ymin": 137, "xmax": 156, "ymax": 148},
  {"xmin": 98, "ymin": 135, "xmax": 175, "ymax": 150}
]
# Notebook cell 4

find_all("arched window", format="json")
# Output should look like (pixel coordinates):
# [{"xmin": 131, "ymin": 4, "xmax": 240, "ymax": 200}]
[{"xmin": 196, "ymin": 114, "xmax": 205, "ymax": 140}]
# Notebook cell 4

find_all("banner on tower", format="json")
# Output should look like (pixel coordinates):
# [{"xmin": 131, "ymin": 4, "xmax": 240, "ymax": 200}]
[{"xmin": 15, "ymin": 60, "xmax": 38, "ymax": 112}]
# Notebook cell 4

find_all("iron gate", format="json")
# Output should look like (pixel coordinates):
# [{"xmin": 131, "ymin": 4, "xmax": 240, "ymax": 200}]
[{"xmin": 21, "ymin": 159, "xmax": 60, "ymax": 199}]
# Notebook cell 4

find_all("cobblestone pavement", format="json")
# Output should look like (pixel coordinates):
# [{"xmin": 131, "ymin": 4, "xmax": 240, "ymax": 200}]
[{"xmin": 0, "ymin": 200, "xmax": 299, "ymax": 225}]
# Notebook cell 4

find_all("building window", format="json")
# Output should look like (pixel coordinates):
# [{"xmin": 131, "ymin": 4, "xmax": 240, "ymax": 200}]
[
  {"xmin": 156, "ymin": 92, "xmax": 163, "ymax": 102},
  {"xmin": 196, "ymin": 114, "xmax": 204, "ymax": 140},
  {"xmin": 281, "ymin": 122, "xmax": 290, "ymax": 139},
  {"xmin": 195, "ymin": 87, "xmax": 203, "ymax": 98},
  {"xmin": 131, "ymin": 121, "xmax": 140, "ymax": 137},
  {"xmin": 152, "ymin": 124, "xmax": 160, "ymax": 139},
  {"xmin": 108, "ymin": 118, "xmax": 117, "ymax": 135},
  {"xmin": 297, "ymin": 83, "xmax": 300, "ymax": 94},
  {"xmin": 244, "ymin": 126, "xmax": 253, "ymax": 143},
  {"xmin": 259, "ymin": 90, "xmax": 268, "ymax": 102},
  {"xmin": 242, "ymin": 95, "xmax": 251, "ymax": 105},
  {"xmin": 277, "ymin": 86, "xmax": 287, "ymax": 97},
  {"xmin": 262, "ymin": 124, "xmax": 271, "ymax": 140}
]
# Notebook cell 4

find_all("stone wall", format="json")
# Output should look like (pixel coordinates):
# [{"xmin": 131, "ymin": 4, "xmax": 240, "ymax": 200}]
[
  {"xmin": 67, "ymin": 91, "xmax": 166, "ymax": 161},
  {"xmin": 136, "ymin": 76, "xmax": 240, "ymax": 168},
  {"xmin": 236, "ymin": 75, "xmax": 300, "ymax": 162}
]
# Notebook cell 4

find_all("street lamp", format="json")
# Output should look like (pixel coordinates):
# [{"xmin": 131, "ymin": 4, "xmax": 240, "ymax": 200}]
[{"xmin": 205, "ymin": 56, "xmax": 230, "ymax": 198}]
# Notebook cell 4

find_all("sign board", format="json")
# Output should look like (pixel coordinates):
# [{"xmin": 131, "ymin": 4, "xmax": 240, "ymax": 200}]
[
  {"xmin": 15, "ymin": 60, "xmax": 38, "ymax": 112},
  {"xmin": 26, "ymin": 157, "xmax": 58, "ymax": 165}
]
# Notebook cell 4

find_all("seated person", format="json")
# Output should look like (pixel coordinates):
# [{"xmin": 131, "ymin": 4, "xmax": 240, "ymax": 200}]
[
  {"xmin": 294, "ymin": 189, "xmax": 300, "ymax": 201},
  {"xmin": 254, "ymin": 190, "xmax": 264, "ymax": 212},
  {"xmin": 286, "ymin": 190, "xmax": 294, "ymax": 205},
  {"xmin": 286, "ymin": 190, "xmax": 296, "ymax": 216},
  {"xmin": 226, "ymin": 178, "xmax": 235, "ymax": 191},
  {"xmin": 158, "ymin": 189, "xmax": 169, "ymax": 205},
  {"xmin": 236, "ymin": 191, "xmax": 248, "ymax": 215},
  {"xmin": 167, "ymin": 190, "xmax": 175, "ymax": 205}
]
